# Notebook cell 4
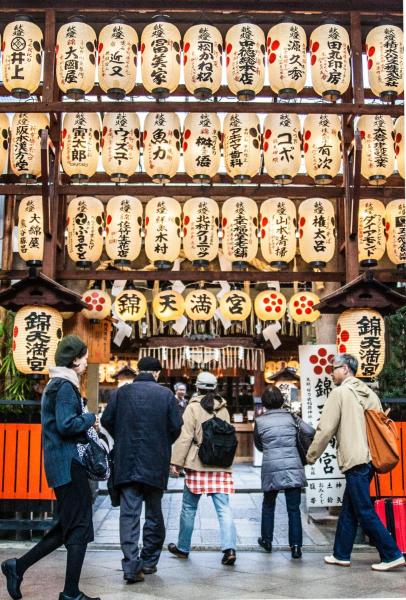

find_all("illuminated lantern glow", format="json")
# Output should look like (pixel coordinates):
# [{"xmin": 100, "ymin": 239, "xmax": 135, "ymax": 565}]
[
  {"xmin": 0, "ymin": 114, "xmax": 9, "ymax": 175},
  {"xmin": 260, "ymin": 198, "xmax": 297, "ymax": 269},
  {"xmin": 101, "ymin": 112, "xmax": 140, "ymax": 183},
  {"xmin": 219, "ymin": 290, "xmax": 252, "ymax": 321},
  {"xmin": 183, "ymin": 197, "xmax": 219, "ymax": 267},
  {"xmin": 287, "ymin": 360, "xmax": 300, "ymax": 373},
  {"xmin": 358, "ymin": 115, "xmax": 395, "ymax": 186},
  {"xmin": 366, "ymin": 25, "xmax": 404, "ymax": 102},
  {"xmin": 153, "ymin": 290, "xmax": 185, "ymax": 322},
  {"xmin": 13, "ymin": 305, "xmax": 63, "ymax": 375},
  {"xmin": 141, "ymin": 18, "xmax": 181, "ymax": 99},
  {"xmin": 145, "ymin": 197, "xmax": 181, "ymax": 269},
  {"xmin": 183, "ymin": 113, "xmax": 221, "ymax": 184},
  {"xmin": 358, "ymin": 199, "xmax": 386, "ymax": 267},
  {"xmin": 143, "ymin": 112, "xmax": 181, "ymax": 183},
  {"xmin": 254, "ymin": 290, "xmax": 287, "ymax": 321},
  {"xmin": 289, "ymin": 291, "xmax": 321, "ymax": 324},
  {"xmin": 2, "ymin": 16, "xmax": 43, "ymax": 99},
  {"xmin": 267, "ymin": 19, "xmax": 307, "ymax": 99},
  {"xmin": 336, "ymin": 309, "xmax": 385, "ymax": 378},
  {"xmin": 61, "ymin": 112, "xmax": 101, "ymax": 183},
  {"xmin": 18, "ymin": 196, "xmax": 44, "ymax": 266},
  {"xmin": 67, "ymin": 196, "xmax": 104, "ymax": 269},
  {"xmin": 105, "ymin": 195, "xmax": 143, "ymax": 266},
  {"xmin": 183, "ymin": 24, "xmax": 222, "ymax": 100},
  {"xmin": 56, "ymin": 17, "xmax": 96, "ymax": 99},
  {"xmin": 98, "ymin": 19, "xmax": 138, "ymax": 100},
  {"xmin": 223, "ymin": 113, "xmax": 261, "ymax": 183},
  {"xmin": 185, "ymin": 289, "xmax": 217, "ymax": 321},
  {"xmin": 114, "ymin": 289, "xmax": 147, "ymax": 322},
  {"xmin": 303, "ymin": 114, "xmax": 342, "ymax": 185},
  {"xmin": 11, "ymin": 113, "xmax": 49, "ymax": 182},
  {"xmin": 298, "ymin": 198, "xmax": 336, "ymax": 268},
  {"xmin": 82, "ymin": 289, "xmax": 112, "ymax": 322},
  {"xmin": 394, "ymin": 116, "xmax": 404, "ymax": 179},
  {"xmin": 264, "ymin": 360, "xmax": 278, "ymax": 382},
  {"xmin": 222, "ymin": 197, "xmax": 258, "ymax": 269},
  {"xmin": 310, "ymin": 23, "xmax": 351, "ymax": 101},
  {"xmin": 225, "ymin": 21, "xmax": 265, "ymax": 101},
  {"xmin": 385, "ymin": 199, "xmax": 406, "ymax": 270},
  {"xmin": 263, "ymin": 113, "xmax": 301, "ymax": 184}
]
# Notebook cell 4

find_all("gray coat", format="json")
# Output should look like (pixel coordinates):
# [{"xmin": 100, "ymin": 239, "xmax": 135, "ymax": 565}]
[{"xmin": 254, "ymin": 409, "xmax": 312, "ymax": 492}]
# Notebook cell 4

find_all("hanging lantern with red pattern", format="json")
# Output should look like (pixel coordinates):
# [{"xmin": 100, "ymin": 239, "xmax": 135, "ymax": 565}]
[
  {"xmin": 260, "ymin": 198, "xmax": 297, "ymax": 269},
  {"xmin": 183, "ymin": 113, "xmax": 221, "ymax": 183},
  {"xmin": 289, "ymin": 292, "xmax": 320, "ymax": 324},
  {"xmin": 225, "ymin": 20, "xmax": 265, "ymax": 101},
  {"xmin": 98, "ymin": 19, "xmax": 138, "ymax": 100},
  {"xmin": 310, "ymin": 22, "xmax": 351, "ymax": 101},
  {"xmin": 394, "ymin": 116, "xmax": 404, "ymax": 179},
  {"xmin": 385, "ymin": 199, "xmax": 406, "ymax": 271},
  {"xmin": 366, "ymin": 25, "xmax": 404, "ymax": 102},
  {"xmin": 263, "ymin": 113, "xmax": 301, "ymax": 184},
  {"xmin": 303, "ymin": 114, "xmax": 342, "ymax": 185},
  {"xmin": 82, "ymin": 288, "xmax": 112, "ymax": 323},
  {"xmin": 267, "ymin": 18, "xmax": 307, "ymax": 99},
  {"xmin": 101, "ymin": 112, "xmax": 140, "ymax": 183},
  {"xmin": 11, "ymin": 113, "xmax": 49, "ymax": 182},
  {"xmin": 66, "ymin": 196, "xmax": 104, "ymax": 269},
  {"xmin": 358, "ymin": 115, "xmax": 395, "ymax": 186},
  {"xmin": 255, "ymin": 290, "xmax": 287, "ymax": 321},
  {"xmin": 183, "ymin": 24, "xmax": 222, "ymax": 99},
  {"xmin": 0, "ymin": 114, "xmax": 9, "ymax": 175}
]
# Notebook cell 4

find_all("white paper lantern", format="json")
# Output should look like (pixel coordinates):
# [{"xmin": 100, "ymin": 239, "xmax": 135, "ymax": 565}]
[
  {"xmin": 263, "ymin": 113, "xmax": 301, "ymax": 184},
  {"xmin": 61, "ymin": 112, "xmax": 101, "ymax": 183},
  {"xmin": 141, "ymin": 19, "xmax": 181, "ymax": 98},
  {"xmin": 303, "ymin": 114, "xmax": 342, "ymax": 185},
  {"xmin": 289, "ymin": 291, "xmax": 320, "ymax": 324},
  {"xmin": 260, "ymin": 198, "xmax": 297, "ymax": 268},
  {"xmin": 183, "ymin": 197, "xmax": 219, "ymax": 266},
  {"xmin": 82, "ymin": 289, "xmax": 112, "ymax": 321},
  {"xmin": 223, "ymin": 113, "xmax": 261, "ymax": 183},
  {"xmin": 358, "ymin": 115, "xmax": 395, "ymax": 186},
  {"xmin": 66, "ymin": 196, "xmax": 104, "ymax": 268},
  {"xmin": 185, "ymin": 289, "xmax": 217, "ymax": 321},
  {"xmin": 310, "ymin": 23, "xmax": 351, "ymax": 101},
  {"xmin": 183, "ymin": 113, "xmax": 221, "ymax": 183},
  {"xmin": 183, "ymin": 24, "xmax": 222, "ymax": 99},
  {"xmin": 219, "ymin": 290, "xmax": 252, "ymax": 321},
  {"xmin": 145, "ymin": 197, "xmax": 181, "ymax": 268},
  {"xmin": 254, "ymin": 290, "xmax": 286, "ymax": 321},
  {"xmin": 105, "ymin": 195, "xmax": 143, "ymax": 266},
  {"xmin": 358, "ymin": 199, "xmax": 386, "ymax": 267},
  {"xmin": 153, "ymin": 290, "xmax": 184, "ymax": 322},
  {"xmin": 114, "ymin": 289, "xmax": 147, "ymax": 322},
  {"xmin": 0, "ymin": 114, "xmax": 9, "ymax": 175},
  {"xmin": 267, "ymin": 19, "xmax": 307, "ymax": 98},
  {"xmin": 143, "ymin": 112, "xmax": 181, "ymax": 183},
  {"xmin": 98, "ymin": 20, "xmax": 138, "ymax": 99},
  {"xmin": 385, "ymin": 199, "xmax": 406, "ymax": 269},
  {"xmin": 298, "ymin": 198, "xmax": 336, "ymax": 268},
  {"xmin": 56, "ymin": 17, "xmax": 96, "ymax": 99},
  {"xmin": 225, "ymin": 21, "xmax": 265, "ymax": 101},
  {"xmin": 101, "ymin": 112, "xmax": 140, "ymax": 183},
  {"xmin": 222, "ymin": 197, "xmax": 258, "ymax": 268},
  {"xmin": 394, "ymin": 116, "xmax": 404, "ymax": 179},
  {"xmin": 337, "ymin": 309, "xmax": 385, "ymax": 378},
  {"xmin": 11, "ymin": 113, "xmax": 49, "ymax": 182},
  {"xmin": 366, "ymin": 25, "xmax": 404, "ymax": 102},
  {"xmin": 18, "ymin": 196, "xmax": 44, "ymax": 266}
]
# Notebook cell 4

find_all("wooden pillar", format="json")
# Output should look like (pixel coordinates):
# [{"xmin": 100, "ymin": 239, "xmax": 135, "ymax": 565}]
[
  {"xmin": 253, "ymin": 371, "xmax": 265, "ymax": 398},
  {"xmin": 1, "ymin": 196, "xmax": 15, "ymax": 284},
  {"xmin": 86, "ymin": 364, "xmax": 100, "ymax": 414}
]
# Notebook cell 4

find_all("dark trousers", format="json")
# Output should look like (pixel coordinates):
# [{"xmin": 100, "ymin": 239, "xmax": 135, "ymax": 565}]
[
  {"xmin": 261, "ymin": 487, "xmax": 303, "ymax": 547},
  {"xmin": 119, "ymin": 482, "xmax": 165, "ymax": 577}
]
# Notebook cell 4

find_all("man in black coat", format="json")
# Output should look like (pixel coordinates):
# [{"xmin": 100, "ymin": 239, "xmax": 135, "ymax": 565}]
[{"xmin": 101, "ymin": 356, "xmax": 182, "ymax": 582}]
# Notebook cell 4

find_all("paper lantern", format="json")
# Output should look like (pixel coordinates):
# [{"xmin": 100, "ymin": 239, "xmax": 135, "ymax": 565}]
[
  {"xmin": 366, "ymin": 25, "xmax": 404, "ymax": 102},
  {"xmin": 289, "ymin": 292, "xmax": 320, "ymax": 324},
  {"xmin": 143, "ymin": 112, "xmax": 181, "ymax": 183},
  {"xmin": 385, "ymin": 199, "xmax": 406, "ymax": 269},
  {"xmin": 61, "ymin": 112, "xmax": 101, "ymax": 183},
  {"xmin": 153, "ymin": 290, "xmax": 184, "ymax": 322},
  {"xmin": 225, "ymin": 21, "xmax": 265, "ymax": 101},
  {"xmin": 336, "ymin": 309, "xmax": 385, "ymax": 378},
  {"xmin": 264, "ymin": 361, "xmax": 278, "ymax": 382},
  {"xmin": 145, "ymin": 197, "xmax": 181, "ymax": 268},
  {"xmin": 358, "ymin": 199, "xmax": 386, "ymax": 267},
  {"xmin": 298, "ymin": 198, "xmax": 336, "ymax": 268},
  {"xmin": 394, "ymin": 116, "xmax": 404, "ymax": 179},
  {"xmin": 267, "ymin": 20, "xmax": 307, "ymax": 98},
  {"xmin": 66, "ymin": 196, "xmax": 104, "ymax": 269},
  {"xmin": 2, "ymin": 16, "xmax": 43, "ymax": 98},
  {"xmin": 13, "ymin": 305, "xmax": 63, "ymax": 375},
  {"xmin": 183, "ymin": 24, "xmax": 222, "ymax": 99},
  {"xmin": 18, "ymin": 196, "xmax": 44, "ymax": 266},
  {"xmin": 11, "ymin": 113, "xmax": 49, "ymax": 182},
  {"xmin": 105, "ymin": 195, "xmax": 142, "ymax": 266},
  {"xmin": 219, "ymin": 290, "xmax": 252, "ymax": 321},
  {"xmin": 223, "ymin": 113, "xmax": 261, "ymax": 183},
  {"xmin": 185, "ymin": 289, "xmax": 217, "ymax": 321},
  {"xmin": 358, "ymin": 115, "xmax": 395, "ymax": 186},
  {"xmin": 303, "ymin": 114, "xmax": 342, "ymax": 185},
  {"xmin": 222, "ymin": 197, "xmax": 258, "ymax": 268},
  {"xmin": 263, "ymin": 113, "xmax": 301, "ymax": 184},
  {"xmin": 56, "ymin": 17, "xmax": 96, "ymax": 99},
  {"xmin": 183, "ymin": 197, "xmax": 219, "ymax": 266},
  {"xmin": 183, "ymin": 113, "xmax": 221, "ymax": 183},
  {"xmin": 0, "ymin": 114, "xmax": 9, "ymax": 175},
  {"xmin": 98, "ymin": 20, "xmax": 138, "ymax": 99},
  {"xmin": 114, "ymin": 289, "xmax": 147, "ymax": 322},
  {"xmin": 101, "ymin": 112, "xmax": 140, "ymax": 183},
  {"xmin": 260, "ymin": 198, "xmax": 297, "ymax": 269},
  {"xmin": 141, "ymin": 19, "xmax": 181, "ymax": 99},
  {"xmin": 254, "ymin": 290, "xmax": 286, "ymax": 321},
  {"xmin": 287, "ymin": 360, "xmax": 300, "ymax": 373},
  {"xmin": 82, "ymin": 289, "xmax": 112, "ymax": 322},
  {"xmin": 310, "ymin": 23, "xmax": 351, "ymax": 101}
]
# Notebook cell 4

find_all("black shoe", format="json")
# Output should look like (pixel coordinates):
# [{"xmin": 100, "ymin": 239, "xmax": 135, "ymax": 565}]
[
  {"xmin": 258, "ymin": 537, "xmax": 272, "ymax": 553},
  {"xmin": 58, "ymin": 593, "xmax": 101, "ymax": 600},
  {"xmin": 222, "ymin": 549, "xmax": 236, "ymax": 566},
  {"xmin": 168, "ymin": 543, "xmax": 189, "ymax": 559},
  {"xmin": 142, "ymin": 565, "xmax": 157, "ymax": 574},
  {"xmin": 1, "ymin": 558, "xmax": 23, "ymax": 600},
  {"xmin": 291, "ymin": 545, "xmax": 302, "ymax": 559},
  {"xmin": 123, "ymin": 571, "xmax": 144, "ymax": 584}
]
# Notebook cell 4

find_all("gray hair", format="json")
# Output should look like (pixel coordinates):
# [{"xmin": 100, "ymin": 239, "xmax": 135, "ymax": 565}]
[
  {"xmin": 333, "ymin": 353, "xmax": 358, "ymax": 375},
  {"xmin": 174, "ymin": 382, "xmax": 186, "ymax": 391}
]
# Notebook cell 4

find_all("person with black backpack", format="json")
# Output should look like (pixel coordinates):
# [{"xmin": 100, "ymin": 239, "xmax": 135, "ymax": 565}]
[{"xmin": 168, "ymin": 371, "xmax": 238, "ymax": 566}]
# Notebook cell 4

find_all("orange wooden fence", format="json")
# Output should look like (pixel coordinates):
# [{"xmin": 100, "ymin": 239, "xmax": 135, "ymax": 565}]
[{"xmin": 370, "ymin": 422, "xmax": 406, "ymax": 498}]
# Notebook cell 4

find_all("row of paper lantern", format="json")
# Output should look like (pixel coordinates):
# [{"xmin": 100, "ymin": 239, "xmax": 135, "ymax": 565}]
[
  {"xmin": 1, "ymin": 16, "xmax": 403, "ymax": 103},
  {"xmin": 17, "ymin": 196, "xmax": 406, "ymax": 270},
  {"xmin": 3, "ymin": 111, "xmax": 404, "ymax": 185}
]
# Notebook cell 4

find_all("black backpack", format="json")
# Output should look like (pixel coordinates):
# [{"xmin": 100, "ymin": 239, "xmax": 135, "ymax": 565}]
[{"xmin": 198, "ymin": 415, "xmax": 238, "ymax": 468}]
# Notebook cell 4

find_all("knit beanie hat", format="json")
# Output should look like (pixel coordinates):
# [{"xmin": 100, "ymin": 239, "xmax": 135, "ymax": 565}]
[
  {"xmin": 137, "ymin": 356, "xmax": 162, "ymax": 372},
  {"xmin": 55, "ymin": 335, "xmax": 87, "ymax": 367}
]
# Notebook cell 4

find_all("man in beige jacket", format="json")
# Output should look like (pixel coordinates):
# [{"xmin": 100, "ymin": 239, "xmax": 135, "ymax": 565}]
[{"xmin": 306, "ymin": 353, "xmax": 405, "ymax": 572}]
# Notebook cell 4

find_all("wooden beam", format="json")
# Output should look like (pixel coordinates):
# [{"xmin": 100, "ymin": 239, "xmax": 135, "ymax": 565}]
[
  {"xmin": 343, "ymin": 116, "xmax": 360, "ymax": 283},
  {"xmin": 351, "ymin": 130, "xmax": 362, "ymax": 238},
  {"xmin": 40, "ymin": 129, "xmax": 50, "ymax": 238},
  {"xmin": 0, "ymin": 196, "xmax": 15, "ymax": 279},
  {"xmin": 42, "ymin": 9, "xmax": 56, "ymax": 104}
]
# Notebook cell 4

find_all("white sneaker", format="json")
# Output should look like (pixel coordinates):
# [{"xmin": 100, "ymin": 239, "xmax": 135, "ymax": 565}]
[
  {"xmin": 371, "ymin": 556, "xmax": 406, "ymax": 571},
  {"xmin": 324, "ymin": 555, "xmax": 351, "ymax": 567}
]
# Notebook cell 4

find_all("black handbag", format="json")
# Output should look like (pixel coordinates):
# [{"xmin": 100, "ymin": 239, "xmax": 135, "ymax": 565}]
[
  {"xmin": 107, "ymin": 449, "xmax": 121, "ymax": 507},
  {"xmin": 291, "ymin": 413, "xmax": 315, "ymax": 466},
  {"xmin": 81, "ymin": 434, "xmax": 110, "ymax": 481}
]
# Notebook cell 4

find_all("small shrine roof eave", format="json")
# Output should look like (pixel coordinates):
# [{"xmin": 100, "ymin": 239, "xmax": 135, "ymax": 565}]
[{"xmin": 269, "ymin": 367, "xmax": 301, "ymax": 382}]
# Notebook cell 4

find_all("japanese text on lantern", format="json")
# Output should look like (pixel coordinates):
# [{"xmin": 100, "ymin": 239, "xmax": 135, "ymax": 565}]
[
  {"xmin": 326, "ymin": 26, "xmax": 344, "ymax": 86},
  {"xmin": 360, "ymin": 201, "xmax": 381, "ymax": 258},
  {"xmin": 194, "ymin": 201, "xmax": 211, "ymax": 258},
  {"xmin": 232, "ymin": 201, "xmax": 249, "ymax": 258},
  {"xmin": 383, "ymin": 27, "xmax": 401, "ymax": 88},
  {"xmin": 151, "ymin": 23, "xmax": 168, "ymax": 86},
  {"xmin": 151, "ymin": 113, "xmax": 169, "ymax": 163},
  {"xmin": 237, "ymin": 26, "xmax": 257, "ymax": 86},
  {"xmin": 19, "ymin": 199, "xmax": 41, "ymax": 255},
  {"xmin": 63, "ymin": 25, "xmax": 80, "ymax": 85},
  {"xmin": 276, "ymin": 114, "xmax": 295, "ymax": 164},
  {"xmin": 197, "ymin": 27, "xmax": 215, "ymax": 84},
  {"xmin": 112, "ymin": 113, "xmax": 130, "ymax": 165},
  {"xmin": 75, "ymin": 199, "xmax": 90, "ymax": 259},
  {"xmin": 373, "ymin": 115, "xmax": 389, "ymax": 169},
  {"xmin": 14, "ymin": 114, "xmax": 31, "ymax": 172},
  {"xmin": 287, "ymin": 25, "xmax": 305, "ymax": 81},
  {"xmin": 24, "ymin": 310, "xmax": 52, "ymax": 372},
  {"xmin": 117, "ymin": 198, "xmax": 131, "ymax": 258},
  {"xmin": 316, "ymin": 115, "xmax": 333, "ymax": 172},
  {"xmin": 105, "ymin": 26, "xmax": 126, "ymax": 79},
  {"xmin": 357, "ymin": 314, "xmax": 382, "ymax": 377},
  {"xmin": 190, "ymin": 292, "xmax": 213, "ymax": 315},
  {"xmin": 226, "ymin": 292, "xmax": 247, "ymax": 316},
  {"xmin": 274, "ymin": 201, "xmax": 289, "ymax": 258},
  {"xmin": 313, "ymin": 200, "xmax": 329, "ymax": 253},
  {"xmin": 154, "ymin": 200, "xmax": 169, "ymax": 255},
  {"xmin": 8, "ymin": 23, "xmax": 30, "ymax": 81},
  {"xmin": 195, "ymin": 113, "xmax": 217, "ymax": 169},
  {"xmin": 228, "ymin": 114, "xmax": 243, "ymax": 168},
  {"xmin": 118, "ymin": 293, "xmax": 141, "ymax": 317}
]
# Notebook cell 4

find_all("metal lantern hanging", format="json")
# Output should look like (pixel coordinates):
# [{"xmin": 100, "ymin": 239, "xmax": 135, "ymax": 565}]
[
  {"xmin": 105, "ymin": 195, "xmax": 142, "ymax": 266},
  {"xmin": 183, "ymin": 24, "xmax": 222, "ymax": 99},
  {"xmin": 336, "ymin": 309, "xmax": 385, "ymax": 378},
  {"xmin": 263, "ymin": 113, "xmax": 301, "ymax": 184},
  {"xmin": 303, "ymin": 114, "xmax": 342, "ymax": 185},
  {"xmin": 267, "ymin": 19, "xmax": 307, "ymax": 99},
  {"xmin": 385, "ymin": 199, "xmax": 406, "ymax": 270},
  {"xmin": 254, "ymin": 290, "xmax": 286, "ymax": 321},
  {"xmin": 82, "ymin": 288, "xmax": 112, "ymax": 322},
  {"xmin": 298, "ymin": 198, "xmax": 336, "ymax": 268},
  {"xmin": 141, "ymin": 18, "xmax": 181, "ymax": 99},
  {"xmin": 153, "ymin": 290, "xmax": 185, "ymax": 322},
  {"xmin": 366, "ymin": 25, "xmax": 404, "ymax": 102},
  {"xmin": 289, "ymin": 291, "xmax": 321, "ymax": 324},
  {"xmin": 225, "ymin": 21, "xmax": 265, "ymax": 101},
  {"xmin": 56, "ymin": 17, "xmax": 96, "ymax": 99},
  {"xmin": 2, "ymin": 16, "xmax": 43, "ymax": 99},
  {"xmin": 11, "ymin": 113, "xmax": 49, "ymax": 182},
  {"xmin": 358, "ymin": 199, "xmax": 386, "ymax": 267},
  {"xmin": 66, "ymin": 196, "xmax": 104, "ymax": 269},
  {"xmin": 222, "ymin": 197, "xmax": 258, "ymax": 269},
  {"xmin": 143, "ymin": 112, "xmax": 181, "ymax": 183},
  {"xmin": 183, "ymin": 197, "xmax": 219, "ymax": 267},
  {"xmin": 18, "ymin": 196, "xmax": 44, "ymax": 266},
  {"xmin": 145, "ymin": 197, "xmax": 181, "ymax": 269},
  {"xmin": 394, "ymin": 116, "xmax": 404, "ymax": 179},
  {"xmin": 13, "ymin": 305, "xmax": 63, "ymax": 375},
  {"xmin": 310, "ymin": 23, "xmax": 351, "ymax": 101},
  {"xmin": 0, "ymin": 114, "xmax": 9, "ymax": 175},
  {"xmin": 98, "ymin": 19, "xmax": 138, "ymax": 99},
  {"xmin": 114, "ymin": 289, "xmax": 147, "ymax": 322},
  {"xmin": 101, "ymin": 112, "xmax": 140, "ymax": 183},
  {"xmin": 358, "ymin": 115, "xmax": 395, "ymax": 186},
  {"xmin": 260, "ymin": 198, "xmax": 297, "ymax": 269},
  {"xmin": 61, "ymin": 112, "xmax": 101, "ymax": 183},
  {"xmin": 223, "ymin": 113, "xmax": 261, "ymax": 183},
  {"xmin": 184, "ymin": 289, "xmax": 217, "ymax": 321},
  {"xmin": 183, "ymin": 113, "xmax": 221, "ymax": 184},
  {"xmin": 219, "ymin": 290, "xmax": 252, "ymax": 321}
]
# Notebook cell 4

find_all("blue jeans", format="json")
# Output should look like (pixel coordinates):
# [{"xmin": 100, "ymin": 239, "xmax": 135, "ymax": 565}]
[
  {"xmin": 177, "ymin": 486, "xmax": 237, "ymax": 553},
  {"xmin": 333, "ymin": 463, "xmax": 402, "ymax": 562},
  {"xmin": 261, "ymin": 487, "xmax": 303, "ymax": 547}
]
